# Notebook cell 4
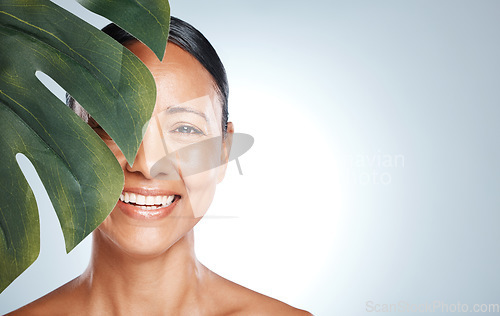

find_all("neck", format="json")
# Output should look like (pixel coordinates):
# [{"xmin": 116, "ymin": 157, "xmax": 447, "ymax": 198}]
[{"xmin": 80, "ymin": 229, "xmax": 206, "ymax": 315}]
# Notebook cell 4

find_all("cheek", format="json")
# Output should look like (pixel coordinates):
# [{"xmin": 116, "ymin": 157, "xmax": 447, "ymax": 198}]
[
  {"xmin": 182, "ymin": 169, "xmax": 218, "ymax": 218},
  {"xmin": 101, "ymin": 138, "xmax": 127, "ymax": 166},
  {"xmin": 176, "ymin": 142, "xmax": 222, "ymax": 218},
  {"xmin": 174, "ymin": 137, "xmax": 222, "ymax": 177}
]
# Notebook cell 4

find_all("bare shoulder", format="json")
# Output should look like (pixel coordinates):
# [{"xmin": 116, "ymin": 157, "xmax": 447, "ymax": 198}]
[
  {"xmin": 6, "ymin": 277, "xmax": 84, "ymax": 316},
  {"xmin": 205, "ymin": 269, "xmax": 312, "ymax": 316}
]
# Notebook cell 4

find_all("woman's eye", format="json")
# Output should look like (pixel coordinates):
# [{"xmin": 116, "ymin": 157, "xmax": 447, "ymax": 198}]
[{"xmin": 172, "ymin": 125, "xmax": 203, "ymax": 135}]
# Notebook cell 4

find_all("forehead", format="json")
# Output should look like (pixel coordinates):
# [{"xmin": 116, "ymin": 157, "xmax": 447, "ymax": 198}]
[{"xmin": 126, "ymin": 40, "xmax": 220, "ymax": 117}]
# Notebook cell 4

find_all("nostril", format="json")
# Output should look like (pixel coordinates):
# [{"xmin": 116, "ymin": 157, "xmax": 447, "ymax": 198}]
[{"xmin": 125, "ymin": 157, "xmax": 154, "ymax": 179}]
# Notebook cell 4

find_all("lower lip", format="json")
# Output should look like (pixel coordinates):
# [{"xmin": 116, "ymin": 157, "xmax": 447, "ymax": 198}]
[{"xmin": 117, "ymin": 198, "xmax": 178, "ymax": 220}]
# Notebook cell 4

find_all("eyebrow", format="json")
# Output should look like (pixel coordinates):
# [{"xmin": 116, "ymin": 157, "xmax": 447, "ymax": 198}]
[{"xmin": 166, "ymin": 107, "xmax": 208, "ymax": 121}]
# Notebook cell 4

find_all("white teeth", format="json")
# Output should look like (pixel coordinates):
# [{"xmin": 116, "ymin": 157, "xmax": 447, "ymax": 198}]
[
  {"xmin": 119, "ymin": 193, "xmax": 177, "ymax": 208},
  {"xmin": 136, "ymin": 194, "xmax": 146, "ymax": 205},
  {"xmin": 145, "ymin": 196, "xmax": 155, "ymax": 206},
  {"xmin": 138, "ymin": 205, "xmax": 160, "ymax": 210},
  {"xmin": 155, "ymin": 196, "xmax": 163, "ymax": 205},
  {"xmin": 166, "ymin": 195, "xmax": 174, "ymax": 204}
]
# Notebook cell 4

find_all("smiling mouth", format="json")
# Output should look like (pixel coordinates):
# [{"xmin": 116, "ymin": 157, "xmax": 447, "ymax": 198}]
[{"xmin": 119, "ymin": 192, "xmax": 180, "ymax": 210}]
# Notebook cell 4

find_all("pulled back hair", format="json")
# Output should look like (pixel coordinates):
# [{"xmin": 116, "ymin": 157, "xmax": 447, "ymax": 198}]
[{"xmin": 67, "ymin": 16, "xmax": 229, "ymax": 135}]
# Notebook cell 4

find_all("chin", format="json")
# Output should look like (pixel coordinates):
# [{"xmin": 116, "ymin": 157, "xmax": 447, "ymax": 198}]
[
  {"xmin": 114, "ymin": 226, "xmax": 185, "ymax": 258},
  {"xmin": 94, "ymin": 183, "xmax": 217, "ymax": 257},
  {"xmin": 95, "ymin": 204, "xmax": 201, "ymax": 258}
]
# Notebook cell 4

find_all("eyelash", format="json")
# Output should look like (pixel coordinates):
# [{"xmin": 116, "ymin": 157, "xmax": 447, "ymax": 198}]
[
  {"xmin": 92, "ymin": 123, "xmax": 204, "ymax": 138},
  {"xmin": 171, "ymin": 125, "xmax": 204, "ymax": 135}
]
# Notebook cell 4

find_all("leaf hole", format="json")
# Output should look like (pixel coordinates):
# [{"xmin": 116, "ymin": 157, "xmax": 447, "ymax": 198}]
[{"xmin": 34, "ymin": 71, "xmax": 67, "ymax": 104}]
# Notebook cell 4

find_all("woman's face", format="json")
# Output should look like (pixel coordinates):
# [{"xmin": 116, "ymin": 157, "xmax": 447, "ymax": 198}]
[{"xmin": 93, "ymin": 41, "xmax": 232, "ymax": 257}]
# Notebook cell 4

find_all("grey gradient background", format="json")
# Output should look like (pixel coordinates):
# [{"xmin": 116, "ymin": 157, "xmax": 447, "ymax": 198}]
[{"xmin": 1, "ymin": 1, "xmax": 500, "ymax": 315}]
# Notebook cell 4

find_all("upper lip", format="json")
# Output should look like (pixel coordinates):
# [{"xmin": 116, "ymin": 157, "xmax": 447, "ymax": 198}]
[{"xmin": 121, "ymin": 188, "xmax": 181, "ymax": 196}]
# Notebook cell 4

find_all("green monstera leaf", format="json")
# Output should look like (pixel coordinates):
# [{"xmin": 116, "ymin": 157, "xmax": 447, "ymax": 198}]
[{"xmin": 0, "ymin": 0, "xmax": 170, "ymax": 292}]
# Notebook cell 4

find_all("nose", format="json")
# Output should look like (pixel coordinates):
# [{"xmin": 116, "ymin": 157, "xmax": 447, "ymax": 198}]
[
  {"xmin": 126, "ymin": 143, "xmax": 155, "ymax": 179},
  {"xmin": 125, "ymin": 118, "xmax": 177, "ymax": 180}
]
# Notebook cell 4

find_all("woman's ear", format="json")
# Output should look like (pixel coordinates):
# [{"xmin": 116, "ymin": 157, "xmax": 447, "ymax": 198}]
[{"xmin": 217, "ymin": 122, "xmax": 234, "ymax": 183}]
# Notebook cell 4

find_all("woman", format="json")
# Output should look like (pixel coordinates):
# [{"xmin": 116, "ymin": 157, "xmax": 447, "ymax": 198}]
[{"xmin": 9, "ymin": 17, "xmax": 311, "ymax": 315}]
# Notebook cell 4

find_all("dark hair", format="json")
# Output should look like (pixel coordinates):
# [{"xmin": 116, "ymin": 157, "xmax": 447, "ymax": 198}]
[{"xmin": 67, "ymin": 16, "xmax": 229, "ymax": 135}]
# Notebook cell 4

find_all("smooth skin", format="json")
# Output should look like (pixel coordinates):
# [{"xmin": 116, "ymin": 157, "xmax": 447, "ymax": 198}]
[{"xmin": 9, "ymin": 41, "xmax": 311, "ymax": 315}]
